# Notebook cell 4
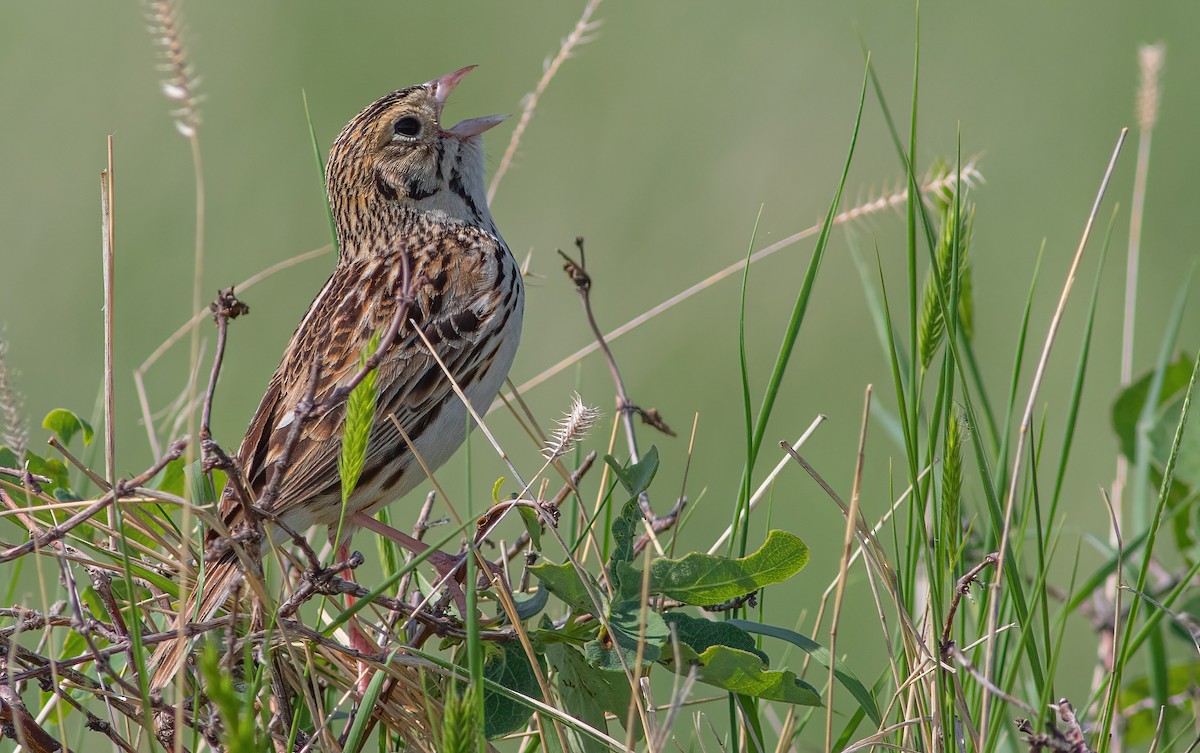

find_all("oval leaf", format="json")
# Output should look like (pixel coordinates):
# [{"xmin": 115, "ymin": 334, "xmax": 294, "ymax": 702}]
[
  {"xmin": 730, "ymin": 618, "xmax": 880, "ymax": 726},
  {"xmin": 619, "ymin": 530, "xmax": 809, "ymax": 605},
  {"xmin": 484, "ymin": 642, "xmax": 543, "ymax": 738},
  {"xmin": 43, "ymin": 408, "xmax": 93, "ymax": 447},
  {"xmin": 689, "ymin": 644, "xmax": 820, "ymax": 706}
]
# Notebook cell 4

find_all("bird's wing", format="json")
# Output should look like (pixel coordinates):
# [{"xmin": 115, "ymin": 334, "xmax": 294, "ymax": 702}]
[{"xmin": 216, "ymin": 227, "xmax": 514, "ymax": 534}]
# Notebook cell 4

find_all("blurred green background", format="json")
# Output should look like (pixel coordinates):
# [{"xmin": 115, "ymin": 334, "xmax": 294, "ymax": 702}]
[{"xmin": 3, "ymin": 0, "xmax": 1199, "ymax": 736}]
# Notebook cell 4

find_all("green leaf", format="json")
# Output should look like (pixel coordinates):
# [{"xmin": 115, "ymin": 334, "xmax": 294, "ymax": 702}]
[
  {"xmin": 199, "ymin": 642, "xmax": 261, "ymax": 752},
  {"xmin": 616, "ymin": 530, "xmax": 809, "ymax": 605},
  {"xmin": 505, "ymin": 586, "xmax": 550, "ymax": 622},
  {"xmin": 154, "ymin": 457, "xmax": 186, "ymax": 496},
  {"xmin": 661, "ymin": 612, "xmax": 768, "ymax": 665},
  {"xmin": 608, "ymin": 498, "xmax": 643, "ymax": 595},
  {"xmin": 188, "ymin": 461, "xmax": 218, "ymax": 506},
  {"xmin": 604, "ymin": 446, "xmax": 659, "ymax": 499},
  {"xmin": 585, "ymin": 600, "xmax": 668, "ymax": 669},
  {"xmin": 42, "ymin": 408, "xmax": 94, "ymax": 447},
  {"xmin": 730, "ymin": 619, "xmax": 880, "ymax": 726},
  {"xmin": 544, "ymin": 642, "xmax": 636, "ymax": 751},
  {"xmin": 1112, "ymin": 355, "xmax": 1194, "ymax": 462},
  {"xmin": 344, "ymin": 657, "xmax": 390, "ymax": 752},
  {"xmin": 1148, "ymin": 382, "xmax": 1200, "ymax": 496},
  {"xmin": 516, "ymin": 503, "xmax": 543, "ymax": 550},
  {"xmin": 339, "ymin": 331, "xmax": 381, "ymax": 503},
  {"xmin": 530, "ymin": 562, "xmax": 600, "ymax": 615},
  {"xmin": 687, "ymin": 644, "xmax": 820, "ymax": 705},
  {"xmin": 1119, "ymin": 661, "xmax": 1200, "ymax": 744},
  {"xmin": 483, "ymin": 641, "xmax": 543, "ymax": 738},
  {"xmin": 1113, "ymin": 355, "xmax": 1200, "ymax": 556},
  {"xmin": 25, "ymin": 450, "xmax": 70, "ymax": 492},
  {"xmin": 58, "ymin": 626, "xmax": 90, "ymax": 661},
  {"xmin": 610, "ymin": 599, "xmax": 668, "ymax": 652}
]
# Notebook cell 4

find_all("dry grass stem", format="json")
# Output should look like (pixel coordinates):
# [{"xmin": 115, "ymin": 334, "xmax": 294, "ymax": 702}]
[
  {"xmin": 500, "ymin": 163, "xmax": 982, "ymax": 407},
  {"xmin": 707, "ymin": 415, "xmax": 826, "ymax": 555},
  {"xmin": 101, "ymin": 139, "xmax": 116, "ymax": 494},
  {"xmin": 980, "ymin": 129, "xmax": 1128, "ymax": 745},
  {"xmin": 486, "ymin": 0, "xmax": 604, "ymax": 203},
  {"xmin": 826, "ymin": 386, "xmax": 872, "ymax": 751}
]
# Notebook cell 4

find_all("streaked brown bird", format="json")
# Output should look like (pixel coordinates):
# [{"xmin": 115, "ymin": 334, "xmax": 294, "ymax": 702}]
[{"xmin": 149, "ymin": 66, "xmax": 523, "ymax": 692}]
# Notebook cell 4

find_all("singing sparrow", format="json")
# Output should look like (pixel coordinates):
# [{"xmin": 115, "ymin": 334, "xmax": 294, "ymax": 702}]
[{"xmin": 149, "ymin": 66, "xmax": 523, "ymax": 691}]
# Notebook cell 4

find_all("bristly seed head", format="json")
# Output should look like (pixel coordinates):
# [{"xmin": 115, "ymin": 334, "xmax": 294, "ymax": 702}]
[
  {"xmin": 543, "ymin": 393, "xmax": 600, "ymax": 461},
  {"xmin": 1137, "ymin": 43, "xmax": 1165, "ymax": 132},
  {"xmin": 147, "ymin": 0, "xmax": 201, "ymax": 138},
  {"xmin": 0, "ymin": 333, "xmax": 27, "ymax": 459}
]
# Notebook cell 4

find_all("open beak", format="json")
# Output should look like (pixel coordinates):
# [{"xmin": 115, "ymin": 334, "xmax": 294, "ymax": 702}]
[{"xmin": 425, "ymin": 65, "xmax": 508, "ymax": 138}]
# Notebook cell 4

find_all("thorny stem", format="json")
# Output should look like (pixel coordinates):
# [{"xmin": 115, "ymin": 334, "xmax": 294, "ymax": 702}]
[
  {"xmin": 559, "ymin": 239, "xmax": 640, "ymax": 461},
  {"xmin": 559, "ymin": 237, "xmax": 675, "ymax": 521},
  {"xmin": 199, "ymin": 288, "xmax": 249, "ymax": 446},
  {"xmin": 940, "ymin": 552, "xmax": 1000, "ymax": 650}
]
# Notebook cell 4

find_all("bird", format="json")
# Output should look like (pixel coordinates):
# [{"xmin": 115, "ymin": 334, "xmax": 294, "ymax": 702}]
[{"xmin": 148, "ymin": 65, "xmax": 523, "ymax": 694}]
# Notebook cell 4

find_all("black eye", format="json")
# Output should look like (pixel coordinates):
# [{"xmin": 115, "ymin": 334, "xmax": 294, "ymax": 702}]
[{"xmin": 393, "ymin": 116, "xmax": 422, "ymax": 138}]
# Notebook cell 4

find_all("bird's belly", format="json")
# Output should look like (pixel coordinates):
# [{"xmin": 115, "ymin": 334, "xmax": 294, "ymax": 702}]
[{"xmin": 350, "ymin": 304, "xmax": 524, "ymax": 519}]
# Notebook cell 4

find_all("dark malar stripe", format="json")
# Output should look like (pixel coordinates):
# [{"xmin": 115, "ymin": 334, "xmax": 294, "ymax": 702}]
[
  {"xmin": 375, "ymin": 171, "xmax": 398, "ymax": 201},
  {"xmin": 406, "ymin": 177, "xmax": 440, "ymax": 201},
  {"xmin": 448, "ymin": 169, "xmax": 483, "ymax": 222}
]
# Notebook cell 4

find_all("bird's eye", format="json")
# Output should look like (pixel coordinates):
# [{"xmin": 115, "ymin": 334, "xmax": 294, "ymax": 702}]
[{"xmin": 393, "ymin": 116, "xmax": 422, "ymax": 139}]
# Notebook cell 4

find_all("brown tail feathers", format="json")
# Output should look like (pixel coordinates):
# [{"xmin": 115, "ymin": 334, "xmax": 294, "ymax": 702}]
[{"xmin": 147, "ymin": 553, "xmax": 243, "ymax": 693}]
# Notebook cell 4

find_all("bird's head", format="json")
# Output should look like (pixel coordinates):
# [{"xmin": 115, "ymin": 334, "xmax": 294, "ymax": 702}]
[{"xmin": 326, "ymin": 66, "xmax": 506, "ymax": 258}]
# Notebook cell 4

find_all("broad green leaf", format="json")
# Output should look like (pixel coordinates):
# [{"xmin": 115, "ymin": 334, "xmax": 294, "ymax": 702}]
[
  {"xmin": 584, "ymin": 632, "xmax": 660, "ymax": 670},
  {"xmin": 603, "ymin": 449, "xmax": 659, "ymax": 595},
  {"xmin": 530, "ymin": 612, "xmax": 596, "ymax": 647},
  {"xmin": 662, "ymin": 612, "xmax": 768, "ymax": 665},
  {"xmin": 188, "ymin": 461, "xmax": 218, "ymax": 506},
  {"xmin": 505, "ymin": 586, "xmax": 550, "ymax": 622},
  {"xmin": 608, "ymin": 498, "xmax": 643, "ymax": 595},
  {"xmin": 1112, "ymin": 355, "xmax": 1193, "ymax": 461},
  {"xmin": 1119, "ymin": 661, "xmax": 1200, "ymax": 744},
  {"xmin": 585, "ymin": 600, "xmax": 668, "ymax": 669},
  {"xmin": 610, "ymin": 600, "xmax": 668, "ymax": 649},
  {"xmin": 604, "ymin": 446, "xmax": 659, "ymax": 499},
  {"xmin": 1148, "ymin": 388, "xmax": 1200, "ymax": 496},
  {"xmin": 25, "ymin": 450, "xmax": 70, "ymax": 494},
  {"xmin": 516, "ymin": 502, "xmax": 543, "ymax": 550},
  {"xmin": 689, "ymin": 644, "xmax": 820, "ymax": 706},
  {"xmin": 154, "ymin": 457, "xmax": 186, "ymax": 496},
  {"xmin": 731, "ymin": 619, "xmax": 880, "ymax": 726},
  {"xmin": 483, "ymin": 641, "xmax": 543, "ymax": 738},
  {"xmin": 530, "ymin": 562, "xmax": 600, "ymax": 614},
  {"xmin": 58, "ymin": 626, "xmax": 89, "ymax": 661},
  {"xmin": 1113, "ymin": 355, "xmax": 1200, "ymax": 557},
  {"xmin": 42, "ymin": 408, "xmax": 94, "ymax": 447},
  {"xmin": 617, "ymin": 530, "xmax": 809, "ymax": 605},
  {"xmin": 544, "ymin": 642, "xmax": 636, "ymax": 751}
]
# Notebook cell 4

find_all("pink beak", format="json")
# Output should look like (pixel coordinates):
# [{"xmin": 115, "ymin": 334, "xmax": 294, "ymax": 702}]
[{"xmin": 425, "ymin": 65, "xmax": 507, "ymax": 138}]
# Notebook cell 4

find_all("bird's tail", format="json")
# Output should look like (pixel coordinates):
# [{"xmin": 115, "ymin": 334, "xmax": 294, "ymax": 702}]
[{"xmin": 147, "ymin": 553, "xmax": 243, "ymax": 694}]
